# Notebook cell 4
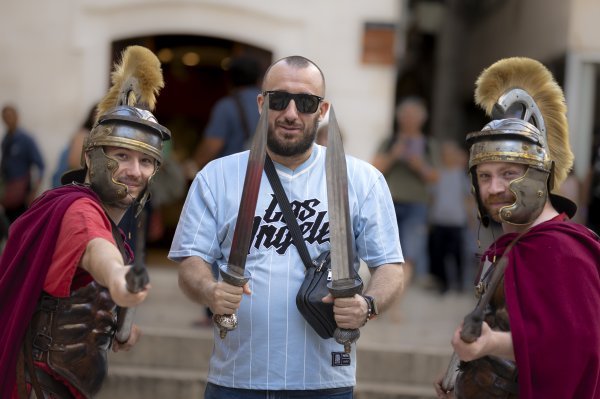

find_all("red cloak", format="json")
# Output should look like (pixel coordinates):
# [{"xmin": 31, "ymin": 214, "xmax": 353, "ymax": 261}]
[
  {"xmin": 0, "ymin": 185, "xmax": 102, "ymax": 398},
  {"xmin": 483, "ymin": 219, "xmax": 600, "ymax": 398}
]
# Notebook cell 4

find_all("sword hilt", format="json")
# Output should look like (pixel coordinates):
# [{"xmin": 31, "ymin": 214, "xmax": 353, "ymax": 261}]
[
  {"xmin": 125, "ymin": 263, "xmax": 149, "ymax": 294},
  {"xmin": 115, "ymin": 266, "xmax": 149, "ymax": 343},
  {"xmin": 328, "ymin": 277, "xmax": 363, "ymax": 353},
  {"xmin": 213, "ymin": 264, "xmax": 251, "ymax": 339},
  {"xmin": 440, "ymin": 352, "xmax": 461, "ymax": 393}
]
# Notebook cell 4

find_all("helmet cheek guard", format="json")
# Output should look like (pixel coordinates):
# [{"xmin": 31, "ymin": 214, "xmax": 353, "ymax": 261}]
[
  {"xmin": 87, "ymin": 147, "xmax": 128, "ymax": 207},
  {"xmin": 501, "ymin": 167, "xmax": 549, "ymax": 225}
]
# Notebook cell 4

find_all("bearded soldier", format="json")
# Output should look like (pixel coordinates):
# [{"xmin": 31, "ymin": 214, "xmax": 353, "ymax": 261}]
[
  {"xmin": 436, "ymin": 57, "xmax": 600, "ymax": 398},
  {"xmin": 0, "ymin": 45, "xmax": 170, "ymax": 398}
]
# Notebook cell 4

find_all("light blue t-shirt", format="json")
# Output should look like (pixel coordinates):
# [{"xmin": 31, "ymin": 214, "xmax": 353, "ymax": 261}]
[{"xmin": 169, "ymin": 144, "xmax": 403, "ymax": 390}]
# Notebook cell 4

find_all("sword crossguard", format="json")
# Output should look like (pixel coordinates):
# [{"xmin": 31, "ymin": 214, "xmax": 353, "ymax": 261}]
[
  {"xmin": 328, "ymin": 277, "xmax": 363, "ymax": 353},
  {"xmin": 214, "ymin": 265, "xmax": 251, "ymax": 339}
]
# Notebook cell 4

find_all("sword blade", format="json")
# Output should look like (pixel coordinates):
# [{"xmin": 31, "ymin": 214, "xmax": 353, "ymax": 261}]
[
  {"xmin": 326, "ymin": 107, "xmax": 354, "ymax": 284},
  {"xmin": 227, "ymin": 97, "xmax": 269, "ymax": 275}
]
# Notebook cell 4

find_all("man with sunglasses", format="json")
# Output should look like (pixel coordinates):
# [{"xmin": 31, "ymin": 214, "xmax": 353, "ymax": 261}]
[{"xmin": 170, "ymin": 55, "xmax": 404, "ymax": 398}]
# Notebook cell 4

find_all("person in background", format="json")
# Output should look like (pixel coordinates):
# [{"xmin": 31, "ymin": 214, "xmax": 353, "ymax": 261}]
[
  {"xmin": 371, "ymin": 97, "xmax": 437, "ymax": 285},
  {"xmin": 584, "ymin": 131, "xmax": 600, "ymax": 234},
  {"xmin": 170, "ymin": 55, "xmax": 404, "ymax": 398},
  {"xmin": 1, "ymin": 104, "xmax": 45, "ymax": 222},
  {"xmin": 188, "ymin": 54, "xmax": 262, "ymax": 176},
  {"xmin": 435, "ymin": 57, "xmax": 600, "ymax": 399},
  {"xmin": 428, "ymin": 140, "xmax": 472, "ymax": 294},
  {"xmin": 52, "ymin": 104, "xmax": 97, "ymax": 188}
]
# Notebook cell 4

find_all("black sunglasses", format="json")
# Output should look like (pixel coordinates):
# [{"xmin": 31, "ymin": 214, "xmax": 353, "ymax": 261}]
[{"xmin": 263, "ymin": 91, "xmax": 323, "ymax": 114}]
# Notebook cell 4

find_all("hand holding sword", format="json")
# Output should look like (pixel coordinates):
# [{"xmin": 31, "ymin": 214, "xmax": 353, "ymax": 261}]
[
  {"xmin": 212, "ymin": 97, "xmax": 269, "ymax": 339},
  {"xmin": 439, "ymin": 232, "xmax": 524, "ymax": 393},
  {"xmin": 325, "ymin": 107, "xmax": 364, "ymax": 353},
  {"xmin": 115, "ymin": 209, "xmax": 150, "ymax": 344}
]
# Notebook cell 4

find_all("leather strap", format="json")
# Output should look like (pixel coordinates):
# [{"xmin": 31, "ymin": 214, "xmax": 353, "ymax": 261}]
[
  {"xmin": 264, "ymin": 156, "xmax": 313, "ymax": 270},
  {"xmin": 16, "ymin": 347, "xmax": 28, "ymax": 399},
  {"xmin": 23, "ymin": 327, "xmax": 44, "ymax": 399}
]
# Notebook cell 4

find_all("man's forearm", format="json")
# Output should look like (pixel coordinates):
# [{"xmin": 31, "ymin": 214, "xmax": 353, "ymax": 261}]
[
  {"xmin": 364, "ymin": 262, "xmax": 404, "ymax": 313},
  {"xmin": 178, "ymin": 256, "xmax": 216, "ymax": 305}
]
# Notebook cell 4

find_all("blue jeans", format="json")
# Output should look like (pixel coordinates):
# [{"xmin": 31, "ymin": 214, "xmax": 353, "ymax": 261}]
[
  {"xmin": 204, "ymin": 382, "xmax": 354, "ymax": 399},
  {"xmin": 394, "ymin": 202, "xmax": 429, "ymax": 278}
]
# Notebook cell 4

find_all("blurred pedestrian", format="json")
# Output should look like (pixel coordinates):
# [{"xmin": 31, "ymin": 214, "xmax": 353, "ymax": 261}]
[
  {"xmin": 372, "ymin": 97, "xmax": 437, "ymax": 285},
  {"xmin": 585, "ymin": 133, "xmax": 600, "ymax": 234},
  {"xmin": 51, "ymin": 104, "xmax": 97, "ymax": 187},
  {"xmin": 0, "ymin": 105, "xmax": 45, "ymax": 223},
  {"xmin": 186, "ymin": 54, "xmax": 262, "ymax": 178},
  {"xmin": 428, "ymin": 140, "xmax": 471, "ymax": 294}
]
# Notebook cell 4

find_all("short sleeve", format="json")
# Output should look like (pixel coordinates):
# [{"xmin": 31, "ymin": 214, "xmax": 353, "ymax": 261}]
[{"xmin": 43, "ymin": 198, "xmax": 115, "ymax": 297}]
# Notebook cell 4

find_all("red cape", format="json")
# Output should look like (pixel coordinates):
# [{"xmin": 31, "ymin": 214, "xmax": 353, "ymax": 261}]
[
  {"xmin": 484, "ymin": 220, "xmax": 600, "ymax": 398},
  {"xmin": 0, "ymin": 185, "xmax": 102, "ymax": 397}
]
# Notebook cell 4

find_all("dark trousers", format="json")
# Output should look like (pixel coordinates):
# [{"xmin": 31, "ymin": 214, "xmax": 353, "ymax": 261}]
[{"xmin": 429, "ymin": 225, "xmax": 464, "ymax": 292}]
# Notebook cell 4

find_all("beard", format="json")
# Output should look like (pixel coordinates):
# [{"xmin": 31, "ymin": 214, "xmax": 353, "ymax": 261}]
[
  {"xmin": 112, "ymin": 177, "xmax": 147, "ymax": 209},
  {"xmin": 483, "ymin": 193, "xmax": 516, "ymax": 223},
  {"xmin": 267, "ymin": 117, "xmax": 319, "ymax": 157}
]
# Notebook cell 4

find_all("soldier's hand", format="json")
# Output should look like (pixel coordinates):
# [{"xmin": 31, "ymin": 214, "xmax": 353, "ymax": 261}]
[
  {"xmin": 434, "ymin": 379, "xmax": 455, "ymax": 399},
  {"xmin": 209, "ymin": 281, "xmax": 250, "ymax": 315},
  {"xmin": 109, "ymin": 265, "xmax": 150, "ymax": 308},
  {"xmin": 113, "ymin": 324, "xmax": 142, "ymax": 352},
  {"xmin": 452, "ymin": 321, "xmax": 493, "ymax": 361},
  {"xmin": 322, "ymin": 293, "xmax": 368, "ymax": 329},
  {"xmin": 453, "ymin": 321, "xmax": 515, "ymax": 361}
]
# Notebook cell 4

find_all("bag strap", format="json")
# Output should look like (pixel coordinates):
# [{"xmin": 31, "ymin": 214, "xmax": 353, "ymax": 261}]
[{"xmin": 264, "ymin": 155, "xmax": 313, "ymax": 270}]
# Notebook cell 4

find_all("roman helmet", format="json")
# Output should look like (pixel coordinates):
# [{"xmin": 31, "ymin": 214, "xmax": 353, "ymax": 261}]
[
  {"xmin": 466, "ymin": 57, "xmax": 575, "ymax": 226},
  {"xmin": 62, "ymin": 46, "xmax": 171, "ymax": 216}
]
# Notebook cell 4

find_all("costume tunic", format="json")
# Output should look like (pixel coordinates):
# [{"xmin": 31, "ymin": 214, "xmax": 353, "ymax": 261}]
[
  {"xmin": 0, "ymin": 186, "xmax": 119, "ymax": 398},
  {"xmin": 169, "ymin": 144, "xmax": 403, "ymax": 390},
  {"xmin": 481, "ymin": 217, "xmax": 600, "ymax": 398}
]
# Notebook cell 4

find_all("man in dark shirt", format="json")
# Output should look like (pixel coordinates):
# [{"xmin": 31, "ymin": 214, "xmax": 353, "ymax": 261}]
[{"xmin": 1, "ymin": 105, "xmax": 45, "ymax": 222}]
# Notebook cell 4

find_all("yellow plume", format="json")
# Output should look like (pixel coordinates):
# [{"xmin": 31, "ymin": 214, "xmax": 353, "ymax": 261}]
[
  {"xmin": 474, "ymin": 57, "xmax": 573, "ymax": 189},
  {"xmin": 97, "ymin": 46, "xmax": 164, "ymax": 117}
]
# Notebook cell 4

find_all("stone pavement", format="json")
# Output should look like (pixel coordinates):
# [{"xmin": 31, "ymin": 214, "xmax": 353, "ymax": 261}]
[{"xmin": 99, "ymin": 249, "xmax": 477, "ymax": 399}]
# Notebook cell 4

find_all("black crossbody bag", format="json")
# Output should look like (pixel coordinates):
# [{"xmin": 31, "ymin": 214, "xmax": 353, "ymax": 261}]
[{"xmin": 264, "ymin": 156, "xmax": 339, "ymax": 339}]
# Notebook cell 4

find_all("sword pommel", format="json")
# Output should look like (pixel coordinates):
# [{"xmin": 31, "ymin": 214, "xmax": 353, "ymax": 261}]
[{"xmin": 327, "ymin": 277, "xmax": 363, "ymax": 352}]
